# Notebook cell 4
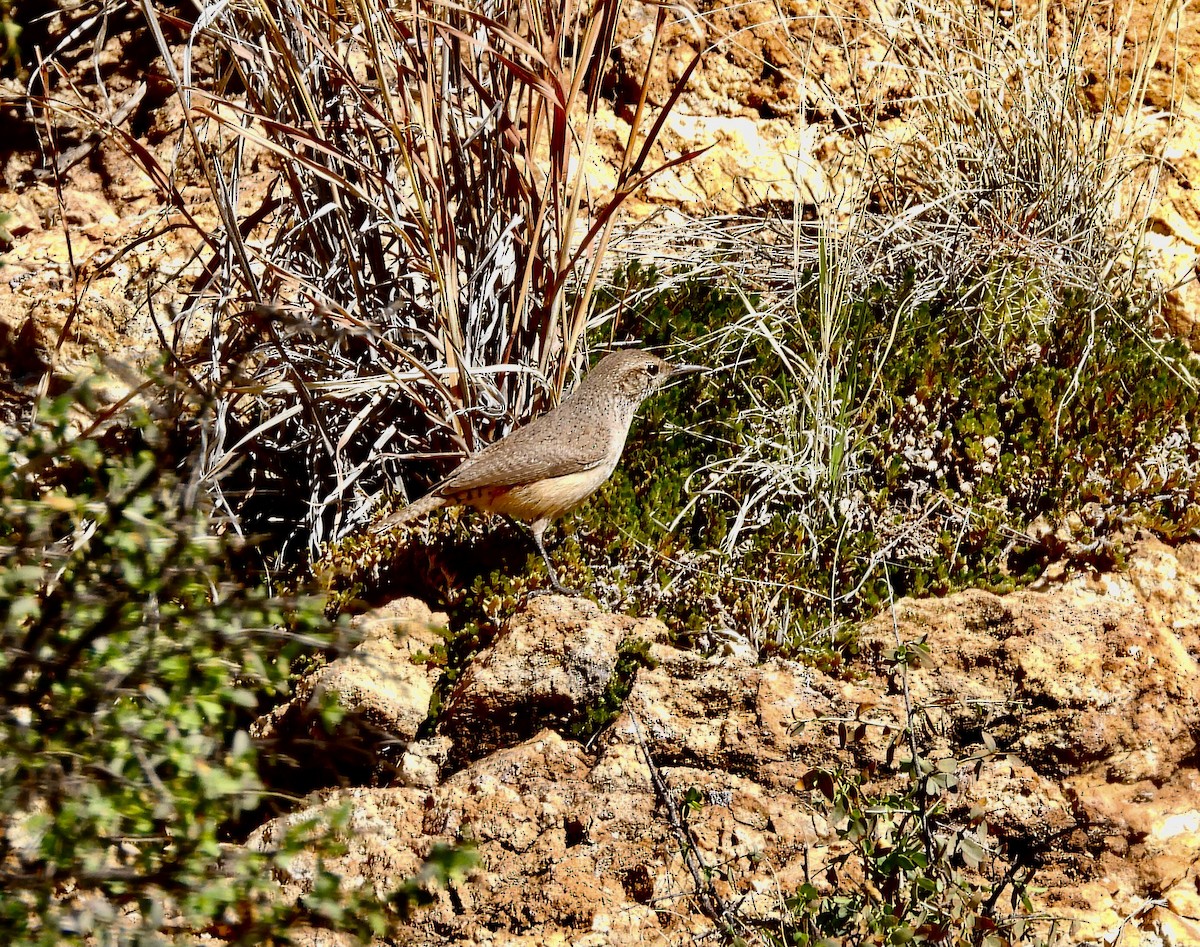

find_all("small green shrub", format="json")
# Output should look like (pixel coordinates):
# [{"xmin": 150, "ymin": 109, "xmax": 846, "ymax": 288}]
[
  {"xmin": 0, "ymin": 376, "xmax": 466, "ymax": 945},
  {"xmin": 572, "ymin": 637, "xmax": 658, "ymax": 740},
  {"xmin": 784, "ymin": 640, "xmax": 1054, "ymax": 947},
  {"xmin": 570, "ymin": 265, "xmax": 1199, "ymax": 654}
]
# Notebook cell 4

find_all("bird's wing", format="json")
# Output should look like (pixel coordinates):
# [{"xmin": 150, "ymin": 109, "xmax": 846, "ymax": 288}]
[{"xmin": 436, "ymin": 406, "xmax": 608, "ymax": 494}]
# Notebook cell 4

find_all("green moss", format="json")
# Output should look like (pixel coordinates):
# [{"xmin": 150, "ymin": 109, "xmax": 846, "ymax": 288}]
[
  {"xmin": 571, "ymin": 637, "xmax": 658, "ymax": 740},
  {"xmin": 341, "ymin": 263, "xmax": 1199, "ymax": 672},
  {"xmin": 570, "ymin": 265, "xmax": 1199, "ymax": 657}
]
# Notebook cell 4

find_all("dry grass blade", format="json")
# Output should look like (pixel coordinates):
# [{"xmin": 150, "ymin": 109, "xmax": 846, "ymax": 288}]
[
  {"xmin": 603, "ymin": 0, "xmax": 1184, "ymax": 645},
  {"xmin": 90, "ymin": 0, "xmax": 706, "ymax": 559}
]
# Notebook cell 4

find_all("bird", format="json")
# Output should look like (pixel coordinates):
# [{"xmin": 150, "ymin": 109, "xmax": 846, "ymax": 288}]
[{"xmin": 371, "ymin": 349, "xmax": 706, "ymax": 594}]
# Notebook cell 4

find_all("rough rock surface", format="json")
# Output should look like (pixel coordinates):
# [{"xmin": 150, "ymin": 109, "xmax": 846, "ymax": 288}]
[
  {"xmin": 439, "ymin": 594, "xmax": 658, "ymax": 762},
  {"xmin": 252, "ymin": 538, "xmax": 1200, "ymax": 946},
  {"xmin": 252, "ymin": 597, "xmax": 447, "ymax": 786}
]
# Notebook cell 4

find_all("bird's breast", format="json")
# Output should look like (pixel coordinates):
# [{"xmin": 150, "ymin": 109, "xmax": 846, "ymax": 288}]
[{"xmin": 462, "ymin": 465, "xmax": 616, "ymax": 524}]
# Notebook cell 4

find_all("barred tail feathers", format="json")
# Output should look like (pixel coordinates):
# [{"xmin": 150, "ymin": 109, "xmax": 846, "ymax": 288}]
[{"xmin": 370, "ymin": 493, "xmax": 448, "ymax": 534}]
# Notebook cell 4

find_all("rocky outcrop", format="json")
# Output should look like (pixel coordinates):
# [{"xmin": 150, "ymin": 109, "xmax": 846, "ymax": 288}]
[
  {"xmin": 439, "ymin": 595, "xmax": 656, "ymax": 762},
  {"xmin": 251, "ymin": 538, "xmax": 1200, "ymax": 947},
  {"xmin": 252, "ymin": 597, "xmax": 446, "ymax": 787},
  {"xmin": 854, "ymin": 542, "xmax": 1200, "ymax": 944}
]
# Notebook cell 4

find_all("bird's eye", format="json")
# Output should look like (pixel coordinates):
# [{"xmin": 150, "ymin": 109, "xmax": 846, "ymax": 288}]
[{"xmin": 646, "ymin": 363, "xmax": 661, "ymax": 376}]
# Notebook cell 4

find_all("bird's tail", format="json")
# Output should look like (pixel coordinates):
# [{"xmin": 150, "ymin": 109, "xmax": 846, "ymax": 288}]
[{"xmin": 370, "ymin": 493, "xmax": 448, "ymax": 535}]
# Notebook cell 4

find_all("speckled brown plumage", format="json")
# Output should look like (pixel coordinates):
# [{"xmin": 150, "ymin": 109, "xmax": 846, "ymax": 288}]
[{"xmin": 372, "ymin": 350, "xmax": 705, "ymax": 593}]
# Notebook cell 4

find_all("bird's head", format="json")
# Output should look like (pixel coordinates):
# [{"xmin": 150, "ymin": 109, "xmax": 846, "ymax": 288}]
[{"xmin": 589, "ymin": 349, "xmax": 707, "ymax": 405}]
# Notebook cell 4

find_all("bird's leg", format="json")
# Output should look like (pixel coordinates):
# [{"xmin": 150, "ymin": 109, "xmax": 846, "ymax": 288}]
[{"xmin": 526, "ymin": 519, "xmax": 578, "ymax": 597}]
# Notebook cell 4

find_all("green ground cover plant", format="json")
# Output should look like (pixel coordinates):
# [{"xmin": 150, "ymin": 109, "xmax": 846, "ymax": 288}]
[
  {"xmin": 0, "ymin": 375, "xmax": 470, "ymax": 945},
  {"xmin": 338, "ymin": 259, "xmax": 1196, "ymax": 664},
  {"xmin": 593, "ymin": 266, "xmax": 1197, "ymax": 647}
]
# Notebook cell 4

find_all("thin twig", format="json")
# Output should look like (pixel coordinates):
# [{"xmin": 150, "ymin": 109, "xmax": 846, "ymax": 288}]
[{"xmin": 629, "ymin": 711, "xmax": 733, "ymax": 935}]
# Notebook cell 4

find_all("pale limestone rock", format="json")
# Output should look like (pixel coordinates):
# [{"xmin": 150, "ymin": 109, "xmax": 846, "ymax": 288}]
[
  {"xmin": 440, "ymin": 595, "xmax": 667, "ymax": 760},
  {"xmin": 399, "ymin": 735, "xmax": 452, "ymax": 789},
  {"xmin": 252, "ymin": 540, "xmax": 1200, "ymax": 947},
  {"xmin": 252, "ymin": 597, "xmax": 446, "ymax": 782}
]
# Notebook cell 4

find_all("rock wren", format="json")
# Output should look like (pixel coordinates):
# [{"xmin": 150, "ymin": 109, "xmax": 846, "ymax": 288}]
[{"xmin": 372, "ymin": 349, "xmax": 705, "ymax": 594}]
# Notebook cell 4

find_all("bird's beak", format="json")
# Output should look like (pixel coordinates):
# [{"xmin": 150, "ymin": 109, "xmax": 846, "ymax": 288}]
[{"xmin": 669, "ymin": 363, "xmax": 708, "ymax": 377}]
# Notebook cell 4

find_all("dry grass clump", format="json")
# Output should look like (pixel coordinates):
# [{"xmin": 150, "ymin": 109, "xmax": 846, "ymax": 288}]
[
  {"xmin": 581, "ymin": 0, "xmax": 1192, "ymax": 650},
  {"xmin": 28, "ymin": 0, "xmax": 700, "ymax": 560},
  {"xmin": 163, "ymin": 0, "xmax": 703, "ymax": 559},
  {"xmin": 602, "ymin": 0, "xmax": 1183, "ymax": 585},
  {"xmin": 847, "ymin": 0, "xmax": 1177, "ymax": 318}
]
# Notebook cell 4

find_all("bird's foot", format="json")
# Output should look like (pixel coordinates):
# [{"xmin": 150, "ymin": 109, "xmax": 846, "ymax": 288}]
[
  {"xmin": 524, "ymin": 526, "xmax": 585, "ymax": 597},
  {"xmin": 530, "ymin": 581, "xmax": 583, "ymax": 598}
]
